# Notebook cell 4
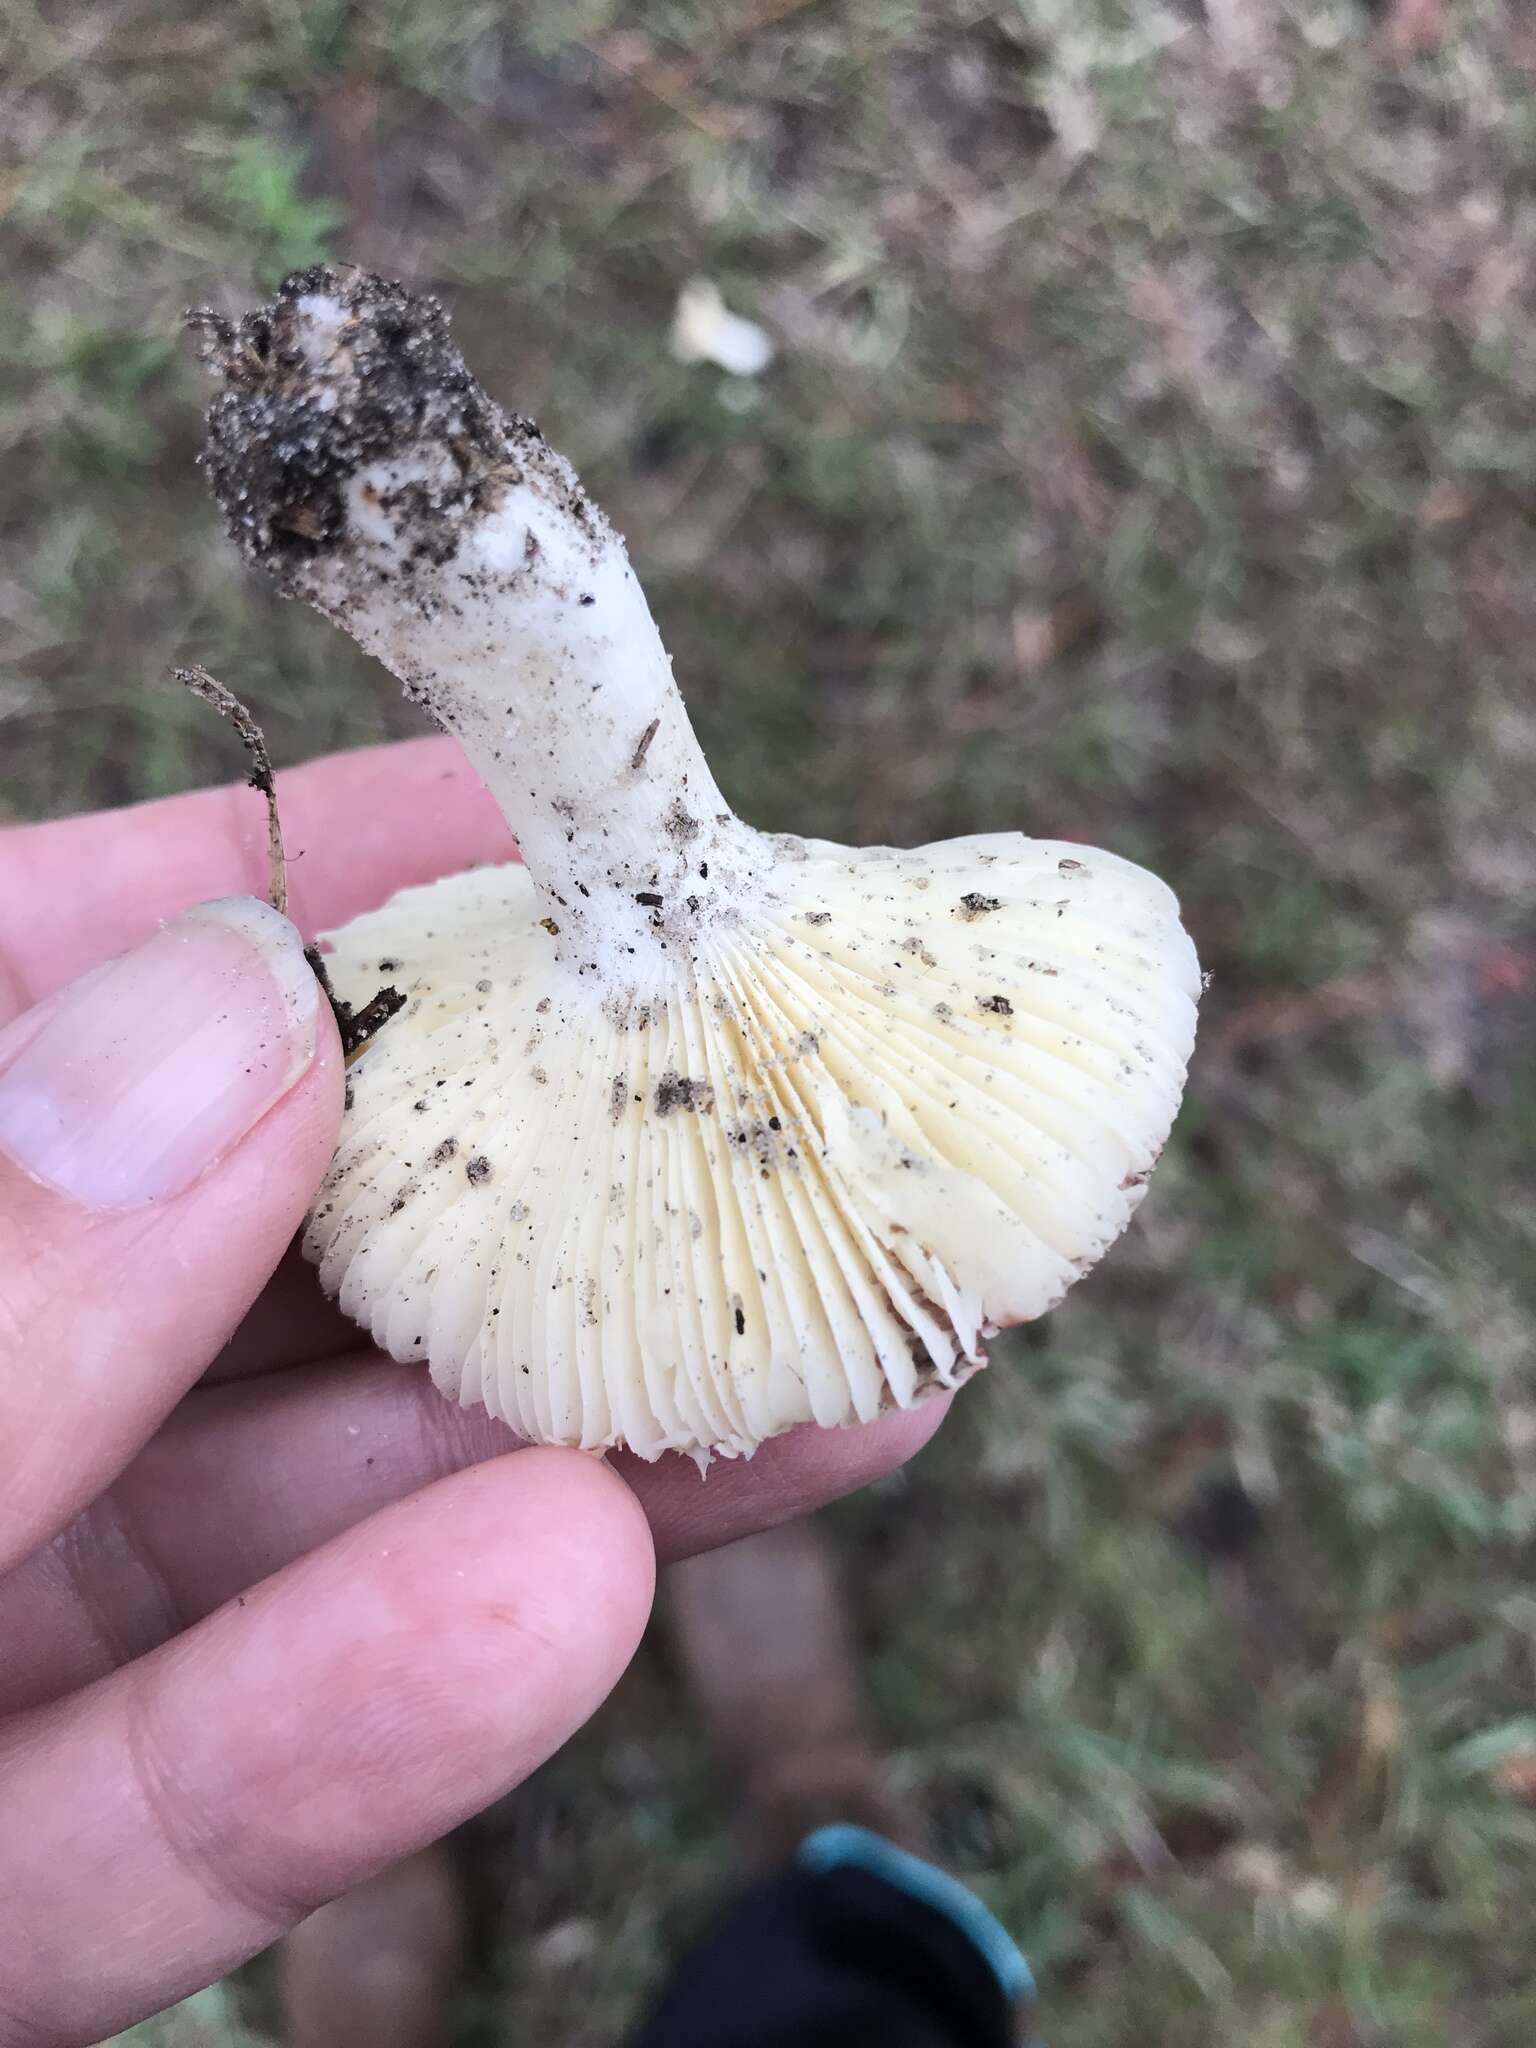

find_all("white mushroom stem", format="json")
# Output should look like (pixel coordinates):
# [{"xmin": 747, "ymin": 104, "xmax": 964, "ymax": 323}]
[
  {"xmin": 195, "ymin": 269, "xmax": 771, "ymax": 981},
  {"xmin": 314, "ymin": 416, "xmax": 770, "ymax": 975}
]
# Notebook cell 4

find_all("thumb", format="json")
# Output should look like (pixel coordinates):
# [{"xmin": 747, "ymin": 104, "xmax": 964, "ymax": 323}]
[{"xmin": 0, "ymin": 897, "xmax": 342, "ymax": 1573}]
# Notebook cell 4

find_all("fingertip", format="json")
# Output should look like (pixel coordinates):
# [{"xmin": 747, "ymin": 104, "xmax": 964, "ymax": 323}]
[
  {"xmin": 313, "ymin": 1449, "xmax": 656, "ymax": 1778},
  {"xmin": 471, "ymin": 1446, "xmax": 658, "ymax": 1665},
  {"xmin": 195, "ymin": 1448, "xmax": 657, "ymax": 1840},
  {"xmin": 618, "ymin": 1393, "xmax": 952, "ymax": 1563}
]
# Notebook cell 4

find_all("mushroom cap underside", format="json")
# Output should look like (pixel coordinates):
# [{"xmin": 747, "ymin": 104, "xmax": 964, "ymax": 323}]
[{"xmin": 306, "ymin": 831, "xmax": 1200, "ymax": 1461}]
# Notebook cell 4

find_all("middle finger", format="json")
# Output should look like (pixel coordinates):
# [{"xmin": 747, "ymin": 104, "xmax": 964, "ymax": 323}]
[{"xmin": 1, "ymin": 1357, "xmax": 947, "ymax": 1713}]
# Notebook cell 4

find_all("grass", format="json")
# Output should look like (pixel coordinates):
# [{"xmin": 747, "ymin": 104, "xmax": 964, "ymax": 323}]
[{"xmin": 4, "ymin": 1, "xmax": 1535, "ymax": 2042}]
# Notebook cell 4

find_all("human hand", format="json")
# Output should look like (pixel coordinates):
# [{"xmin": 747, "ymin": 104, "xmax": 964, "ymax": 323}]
[{"xmin": 0, "ymin": 737, "xmax": 947, "ymax": 2045}]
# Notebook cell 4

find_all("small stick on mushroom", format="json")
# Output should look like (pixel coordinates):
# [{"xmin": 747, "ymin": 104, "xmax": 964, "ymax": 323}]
[
  {"xmin": 175, "ymin": 659, "xmax": 405, "ymax": 1062},
  {"xmin": 174, "ymin": 662, "xmax": 290, "ymax": 917},
  {"xmin": 187, "ymin": 266, "xmax": 1202, "ymax": 1465}
]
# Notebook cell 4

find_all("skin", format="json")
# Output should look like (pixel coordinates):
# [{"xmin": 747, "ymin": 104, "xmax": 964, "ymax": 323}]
[{"xmin": 0, "ymin": 735, "xmax": 946, "ymax": 2046}]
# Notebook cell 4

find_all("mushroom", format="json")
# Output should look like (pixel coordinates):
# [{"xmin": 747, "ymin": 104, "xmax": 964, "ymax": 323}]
[{"xmin": 191, "ymin": 266, "xmax": 1201, "ymax": 1465}]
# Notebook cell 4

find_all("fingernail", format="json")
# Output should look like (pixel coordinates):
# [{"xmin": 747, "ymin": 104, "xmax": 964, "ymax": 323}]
[{"xmin": 0, "ymin": 898, "xmax": 320, "ymax": 1208}]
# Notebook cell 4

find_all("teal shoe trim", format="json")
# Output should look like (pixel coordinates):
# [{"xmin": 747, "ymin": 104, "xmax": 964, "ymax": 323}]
[{"xmin": 797, "ymin": 1822, "xmax": 1035, "ymax": 2006}]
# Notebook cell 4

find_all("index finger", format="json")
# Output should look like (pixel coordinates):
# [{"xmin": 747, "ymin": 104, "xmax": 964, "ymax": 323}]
[{"xmin": 0, "ymin": 736, "xmax": 516, "ymax": 1019}]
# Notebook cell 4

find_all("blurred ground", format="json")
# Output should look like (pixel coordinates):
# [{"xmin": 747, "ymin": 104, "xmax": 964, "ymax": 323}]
[{"xmin": 4, "ymin": 1, "xmax": 1535, "ymax": 2043}]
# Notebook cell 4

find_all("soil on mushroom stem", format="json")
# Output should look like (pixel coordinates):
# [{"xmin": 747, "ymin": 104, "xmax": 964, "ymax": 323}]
[{"xmin": 188, "ymin": 269, "xmax": 506, "ymax": 579}]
